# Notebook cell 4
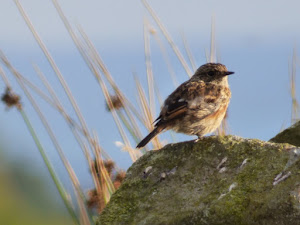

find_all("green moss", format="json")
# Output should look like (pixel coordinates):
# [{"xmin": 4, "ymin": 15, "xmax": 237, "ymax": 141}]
[
  {"xmin": 270, "ymin": 120, "xmax": 300, "ymax": 147},
  {"xmin": 97, "ymin": 135, "xmax": 300, "ymax": 225}
]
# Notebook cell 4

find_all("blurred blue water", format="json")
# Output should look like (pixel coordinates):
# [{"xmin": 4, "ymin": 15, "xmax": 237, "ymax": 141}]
[
  {"xmin": 0, "ymin": 39, "xmax": 298, "ymax": 194},
  {"xmin": 0, "ymin": 0, "xmax": 300, "ymax": 205}
]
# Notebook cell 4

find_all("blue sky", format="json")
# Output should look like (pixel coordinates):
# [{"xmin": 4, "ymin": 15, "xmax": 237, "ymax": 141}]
[{"xmin": 1, "ymin": 0, "xmax": 300, "ymax": 195}]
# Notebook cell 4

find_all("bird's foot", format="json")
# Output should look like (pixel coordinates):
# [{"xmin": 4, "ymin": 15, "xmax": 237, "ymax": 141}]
[{"xmin": 194, "ymin": 136, "xmax": 204, "ymax": 143}]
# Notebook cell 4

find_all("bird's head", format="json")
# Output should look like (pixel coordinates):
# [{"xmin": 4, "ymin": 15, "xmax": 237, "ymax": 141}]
[{"xmin": 192, "ymin": 63, "xmax": 234, "ymax": 83}]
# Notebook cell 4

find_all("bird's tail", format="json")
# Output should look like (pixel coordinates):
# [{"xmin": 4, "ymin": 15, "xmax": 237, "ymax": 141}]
[{"xmin": 136, "ymin": 127, "xmax": 163, "ymax": 148}]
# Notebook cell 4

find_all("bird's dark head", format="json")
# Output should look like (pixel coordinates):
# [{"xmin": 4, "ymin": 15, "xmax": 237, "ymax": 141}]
[{"xmin": 192, "ymin": 63, "xmax": 234, "ymax": 83}]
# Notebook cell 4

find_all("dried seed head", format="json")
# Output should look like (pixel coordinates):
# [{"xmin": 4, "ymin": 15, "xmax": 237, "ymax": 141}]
[
  {"xmin": 104, "ymin": 160, "xmax": 115, "ymax": 175},
  {"xmin": 86, "ymin": 189, "xmax": 99, "ymax": 208},
  {"xmin": 115, "ymin": 171, "xmax": 126, "ymax": 183},
  {"xmin": 1, "ymin": 87, "xmax": 22, "ymax": 109},
  {"xmin": 93, "ymin": 159, "xmax": 115, "ymax": 176},
  {"xmin": 149, "ymin": 27, "xmax": 157, "ymax": 34},
  {"xmin": 106, "ymin": 95, "xmax": 124, "ymax": 111},
  {"xmin": 87, "ymin": 169, "xmax": 126, "ymax": 212},
  {"xmin": 86, "ymin": 189, "xmax": 106, "ymax": 213},
  {"xmin": 114, "ymin": 171, "xmax": 126, "ymax": 189}
]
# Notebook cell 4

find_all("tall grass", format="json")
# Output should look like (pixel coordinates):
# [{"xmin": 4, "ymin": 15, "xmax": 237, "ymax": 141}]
[
  {"xmin": 290, "ymin": 47, "xmax": 300, "ymax": 124},
  {"xmin": 2, "ymin": 1, "xmax": 298, "ymax": 224},
  {"xmin": 0, "ymin": 1, "xmax": 225, "ymax": 222}
]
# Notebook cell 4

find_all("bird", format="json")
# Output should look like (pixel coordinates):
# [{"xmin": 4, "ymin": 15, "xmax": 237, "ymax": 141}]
[{"xmin": 136, "ymin": 63, "xmax": 234, "ymax": 148}]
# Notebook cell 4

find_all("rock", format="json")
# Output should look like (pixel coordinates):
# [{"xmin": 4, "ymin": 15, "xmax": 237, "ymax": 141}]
[
  {"xmin": 270, "ymin": 120, "xmax": 300, "ymax": 147},
  {"xmin": 97, "ymin": 136, "xmax": 300, "ymax": 225}
]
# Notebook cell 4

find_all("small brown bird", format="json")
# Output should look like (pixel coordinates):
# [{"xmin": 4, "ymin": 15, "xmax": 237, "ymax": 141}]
[{"xmin": 136, "ymin": 63, "xmax": 234, "ymax": 148}]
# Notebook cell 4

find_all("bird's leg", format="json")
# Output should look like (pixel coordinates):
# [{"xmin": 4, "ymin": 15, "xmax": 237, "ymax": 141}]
[{"xmin": 194, "ymin": 135, "xmax": 204, "ymax": 143}]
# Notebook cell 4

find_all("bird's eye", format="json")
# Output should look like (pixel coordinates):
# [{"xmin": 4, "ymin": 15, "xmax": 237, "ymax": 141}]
[{"xmin": 207, "ymin": 71, "xmax": 215, "ymax": 76}]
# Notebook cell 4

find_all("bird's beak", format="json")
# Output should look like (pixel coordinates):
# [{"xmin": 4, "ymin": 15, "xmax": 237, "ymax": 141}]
[{"xmin": 224, "ymin": 71, "xmax": 234, "ymax": 76}]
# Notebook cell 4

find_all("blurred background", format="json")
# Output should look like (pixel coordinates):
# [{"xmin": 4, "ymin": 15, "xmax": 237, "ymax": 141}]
[{"xmin": 0, "ymin": 0, "xmax": 299, "ymax": 224}]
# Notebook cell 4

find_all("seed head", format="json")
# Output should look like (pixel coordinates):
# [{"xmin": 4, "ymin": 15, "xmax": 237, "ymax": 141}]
[
  {"xmin": 106, "ymin": 95, "xmax": 124, "ymax": 111},
  {"xmin": 1, "ymin": 87, "xmax": 22, "ymax": 110}
]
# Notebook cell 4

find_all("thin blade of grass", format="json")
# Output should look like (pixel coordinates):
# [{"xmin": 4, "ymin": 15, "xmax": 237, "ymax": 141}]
[
  {"xmin": 143, "ymin": 18, "xmax": 156, "ymax": 121},
  {"xmin": 216, "ymin": 42, "xmax": 221, "ymax": 63},
  {"xmin": 14, "ymin": 0, "xmax": 92, "ymax": 147},
  {"xmin": 32, "ymin": 64, "xmax": 88, "ymax": 136},
  {"xmin": 76, "ymin": 27, "xmax": 146, "ymax": 154},
  {"xmin": 51, "ymin": 1, "xmax": 146, "ymax": 150},
  {"xmin": 14, "ymin": 5, "xmax": 116, "ymax": 208},
  {"xmin": 0, "ymin": 65, "xmax": 79, "ymax": 225},
  {"xmin": 181, "ymin": 32, "xmax": 197, "ymax": 71},
  {"xmin": 290, "ymin": 47, "xmax": 299, "ymax": 124},
  {"xmin": 210, "ymin": 15, "xmax": 216, "ymax": 63},
  {"xmin": 93, "ymin": 133, "xmax": 116, "ymax": 194},
  {"xmin": 76, "ymin": 26, "xmax": 146, "ymax": 128},
  {"xmin": 96, "ymin": 71, "xmax": 140, "ymax": 161},
  {"xmin": 34, "ymin": 63, "xmax": 118, "ymax": 202},
  {"xmin": 75, "ymin": 39, "xmax": 139, "ymax": 161},
  {"xmin": 134, "ymin": 76, "xmax": 162, "ymax": 149},
  {"xmin": 135, "ymin": 76, "xmax": 152, "ymax": 128},
  {"xmin": 116, "ymin": 110, "xmax": 140, "ymax": 144},
  {"xmin": 1, "ymin": 52, "xmax": 92, "ymax": 225},
  {"xmin": 141, "ymin": 0, "xmax": 193, "ymax": 77},
  {"xmin": 0, "ymin": 67, "xmax": 12, "ymax": 88},
  {"xmin": 15, "ymin": 70, "xmax": 58, "ymax": 108},
  {"xmin": 21, "ymin": 109, "xmax": 81, "ymax": 225},
  {"xmin": 91, "ymin": 133, "xmax": 114, "ymax": 204},
  {"xmin": 150, "ymin": 25, "xmax": 178, "ymax": 87},
  {"xmin": 205, "ymin": 48, "xmax": 209, "ymax": 63}
]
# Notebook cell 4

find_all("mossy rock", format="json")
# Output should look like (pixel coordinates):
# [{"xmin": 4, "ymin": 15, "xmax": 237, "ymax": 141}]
[
  {"xmin": 97, "ymin": 135, "xmax": 300, "ymax": 225},
  {"xmin": 270, "ymin": 120, "xmax": 300, "ymax": 147}
]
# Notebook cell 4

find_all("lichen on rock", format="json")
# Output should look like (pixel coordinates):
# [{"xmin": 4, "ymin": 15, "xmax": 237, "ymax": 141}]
[{"xmin": 97, "ymin": 135, "xmax": 300, "ymax": 225}]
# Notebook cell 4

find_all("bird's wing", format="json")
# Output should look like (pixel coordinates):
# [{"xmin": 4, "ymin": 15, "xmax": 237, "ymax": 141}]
[{"xmin": 154, "ymin": 81, "xmax": 206, "ymax": 125}]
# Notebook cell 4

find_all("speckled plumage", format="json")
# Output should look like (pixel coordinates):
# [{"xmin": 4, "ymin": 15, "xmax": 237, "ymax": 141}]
[{"xmin": 137, "ymin": 63, "xmax": 234, "ymax": 148}]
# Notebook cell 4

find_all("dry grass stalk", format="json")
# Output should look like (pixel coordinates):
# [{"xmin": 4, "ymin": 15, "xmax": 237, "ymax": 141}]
[
  {"xmin": 143, "ymin": 18, "xmax": 156, "ymax": 118},
  {"xmin": 75, "ymin": 28, "xmax": 143, "ymax": 160},
  {"xmin": 0, "ymin": 62, "xmax": 79, "ymax": 224},
  {"xmin": 135, "ymin": 76, "xmax": 162, "ymax": 149},
  {"xmin": 87, "ymin": 159, "xmax": 126, "ymax": 213},
  {"xmin": 149, "ymin": 23, "xmax": 179, "ymax": 87},
  {"xmin": 5, "ymin": 0, "xmax": 237, "ymax": 219},
  {"xmin": 210, "ymin": 15, "xmax": 216, "ymax": 63},
  {"xmin": 1, "ymin": 51, "xmax": 91, "ymax": 225},
  {"xmin": 142, "ymin": 0, "xmax": 193, "ymax": 77},
  {"xmin": 290, "ymin": 47, "xmax": 299, "ymax": 124},
  {"xmin": 181, "ymin": 32, "xmax": 197, "ymax": 71},
  {"xmin": 14, "ymin": 0, "xmax": 91, "ymax": 145}
]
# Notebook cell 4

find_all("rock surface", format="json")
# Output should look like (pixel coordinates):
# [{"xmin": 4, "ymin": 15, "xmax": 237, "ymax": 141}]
[
  {"xmin": 97, "ymin": 135, "xmax": 300, "ymax": 225},
  {"xmin": 270, "ymin": 120, "xmax": 300, "ymax": 147}
]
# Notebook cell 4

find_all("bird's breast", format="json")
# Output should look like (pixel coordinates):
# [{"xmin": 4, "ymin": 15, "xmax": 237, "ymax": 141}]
[{"xmin": 172, "ymin": 85, "xmax": 231, "ymax": 136}]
